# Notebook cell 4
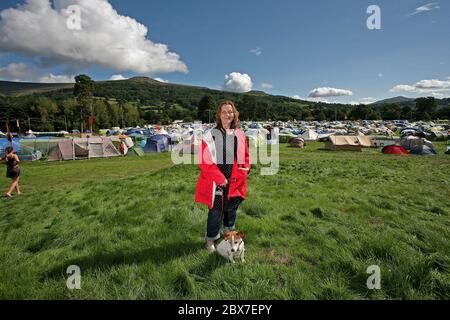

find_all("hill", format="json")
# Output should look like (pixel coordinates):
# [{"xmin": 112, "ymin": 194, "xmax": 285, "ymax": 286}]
[
  {"xmin": 372, "ymin": 96, "xmax": 450, "ymax": 108},
  {"xmin": 371, "ymin": 96, "xmax": 415, "ymax": 105},
  {"xmin": 0, "ymin": 81, "xmax": 74, "ymax": 96}
]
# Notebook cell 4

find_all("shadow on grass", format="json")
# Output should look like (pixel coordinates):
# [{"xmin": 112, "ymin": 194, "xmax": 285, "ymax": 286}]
[{"xmin": 42, "ymin": 239, "xmax": 202, "ymax": 280}]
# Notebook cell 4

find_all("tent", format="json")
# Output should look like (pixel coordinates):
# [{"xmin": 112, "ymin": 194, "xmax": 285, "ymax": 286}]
[
  {"xmin": 0, "ymin": 139, "xmax": 21, "ymax": 156},
  {"xmin": 48, "ymin": 137, "xmax": 120, "ymax": 161},
  {"xmin": 126, "ymin": 146, "xmax": 145, "ymax": 157},
  {"xmin": 409, "ymin": 145, "xmax": 437, "ymax": 156},
  {"xmin": 301, "ymin": 129, "xmax": 319, "ymax": 141},
  {"xmin": 325, "ymin": 135, "xmax": 373, "ymax": 151},
  {"xmin": 245, "ymin": 128, "xmax": 269, "ymax": 147},
  {"xmin": 278, "ymin": 133, "xmax": 297, "ymax": 143},
  {"xmin": 429, "ymin": 131, "xmax": 448, "ymax": 141},
  {"xmin": 400, "ymin": 136, "xmax": 434, "ymax": 151},
  {"xmin": 382, "ymin": 145, "xmax": 410, "ymax": 156},
  {"xmin": 144, "ymin": 134, "xmax": 171, "ymax": 153},
  {"xmin": 289, "ymin": 137, "xmax": 305, "ymax": 148},
  {"xmin": 19, "ymin": 137, "xmax": 61, "ymax": 157},
  {"xmin": 109, "ymin": 136, "xmax": 134, "ymax": 155}
]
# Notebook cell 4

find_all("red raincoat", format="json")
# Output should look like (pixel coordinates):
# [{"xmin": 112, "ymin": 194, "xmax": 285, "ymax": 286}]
[{"xmin": 195, "ymin": 128, "xmax": 250, "ymax": 209}]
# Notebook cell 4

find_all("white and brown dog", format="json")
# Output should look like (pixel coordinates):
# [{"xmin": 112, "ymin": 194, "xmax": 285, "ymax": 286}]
[{"xmin": 216, "ymin": 231, "xmax": 246, "ymax": 263}]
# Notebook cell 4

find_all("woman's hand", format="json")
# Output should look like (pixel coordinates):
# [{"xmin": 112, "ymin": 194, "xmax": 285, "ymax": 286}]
[
  {"xmin": 219, "ymin": 179, "xmax": 228, "ymax": 187},
  {"xmin": 238, "ymin": 167, "xmax": 250, "ymax": 172}
]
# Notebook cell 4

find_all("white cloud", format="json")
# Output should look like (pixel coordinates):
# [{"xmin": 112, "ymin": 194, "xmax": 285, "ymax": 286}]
[
  {"xmin": 261, "ymin": 82, "xmax": 273, "ymax": 89},
  {"xmin": 292, "ymin": 95, "xmax": 330, "ymax": 103},
  {"xmin": 361, "ymin": 97, "xmax": 376, "ymax": 104},
  {"xmin": 0, "ymin": 63, "xmax": 36, "ymax": 82},
  {"xmin": 109, "ymin": 74, "xmax": 127, "ymax": 81},
  {"xmin": 39, "ymin": 73, "xmax": 75, "ymax": 83},
  {"xmin": 0, "ymin": 0, "xmax": 188, "ymax": 75},
  {"xmin": 430, "ymin": 92, "xmax": 450, "ymax": 99},
  {"xmin": 349, "ymin": 97, "xmax": 376, "ymax": 105},
  {"xmin": 0, "ymin": 62, "xmax": 74, "ymax": 83},
  {"xmin": 308, "ymin": 87, "xmax": 353, "ymax": 98},
  {"xmin": 390, "ymin": 78, "xmax": 450, "ymax": 94},
  {"xmin": 410, "ymin": 3, "xmax": 440, "ymax": 16},
  {"xmin": 154, "ymin": 77, "xmax": 168, "ymax": 83},
  {"xmin": 415, "ymin": 79, "xmax": 450, "ymax": 89},
  {"xmin": 223, "ymin": 72, "xmax": 253, "ymax": 93},
  {"xmin": 250, "ymin": 47, "xmax": 262, "ymax": 56}
]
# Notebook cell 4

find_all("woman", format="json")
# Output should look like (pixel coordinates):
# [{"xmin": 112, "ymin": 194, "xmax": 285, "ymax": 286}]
[
  {"xmin": 2, "ymin": 147, "xmax": 21, "ymax": 197},
  {"xmin": 195, "ymin": 101, "xmax": 250, "ymax": 252}
]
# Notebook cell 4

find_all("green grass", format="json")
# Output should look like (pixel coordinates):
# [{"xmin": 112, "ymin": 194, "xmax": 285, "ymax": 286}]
[{"xmin": 0, "ymin": 143, "xmax": 449, "ymax": 300}]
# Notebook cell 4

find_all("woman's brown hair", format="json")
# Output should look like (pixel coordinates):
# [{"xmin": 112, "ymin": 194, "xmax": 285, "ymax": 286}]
[
  {"xmin": 5, "ymin": 146, "xmax": 14, "ymax": 155},
  {"xmin": 216, "ymin": 100, "xmax": 240, "ymax": 129}
]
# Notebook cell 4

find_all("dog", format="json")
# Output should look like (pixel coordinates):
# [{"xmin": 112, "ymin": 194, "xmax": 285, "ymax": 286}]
[{"xmin": 215, "ymin": 231, "xmax": 246, "ymax": 263}]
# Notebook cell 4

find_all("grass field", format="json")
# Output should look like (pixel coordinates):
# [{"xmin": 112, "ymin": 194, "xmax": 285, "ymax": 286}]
[{"xmin": 0, "ymin": 142, "xmax": 449, "ymax": 299}]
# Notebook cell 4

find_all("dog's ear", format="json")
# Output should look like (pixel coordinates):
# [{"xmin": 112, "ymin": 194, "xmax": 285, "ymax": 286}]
[
  {"xmin": 237, "ymin": 232, "xmax": 246, "ymax": 239},
  {"xmin": 223, "ymin": 232, "xmax": 231, "ymax": 240}
]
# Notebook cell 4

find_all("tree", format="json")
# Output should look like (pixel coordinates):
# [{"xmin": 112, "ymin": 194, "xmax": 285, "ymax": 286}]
[
  {"xmin": 35, "ymin": 97, "xmax": 58, "ymax": 131},
  {"xmin": 401, "ymin": 105, "xmax": 413, "ymax": 120},
  {"xmin": 415, "ymin": 97, "xmax": 437, "ymax": 120},
  {"xmin": 197, "ymin": 95, "xmax": 216, "ymax": 123},
  {"xmin": 381, "ymin": 104, "xmax": 401, "ymax": 120},
  {"xmin": 437, "ymin": 104, "xmax": 450, "ymax": 119},
  {"xmin": 74, "ymin": 74, "xmax": 94, "ymax": 132},
  {"xmin": 123, "ymin": 102, "xmax": 140, "ymax": 127}
]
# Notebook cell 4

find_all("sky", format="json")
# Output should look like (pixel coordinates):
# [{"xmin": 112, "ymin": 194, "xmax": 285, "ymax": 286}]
[{"xmin": 0, "ymin": 0, "xmax": 449, "ymax": 104}]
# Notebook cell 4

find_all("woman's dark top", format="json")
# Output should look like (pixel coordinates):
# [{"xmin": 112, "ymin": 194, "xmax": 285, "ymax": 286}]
[
  {"xmin": 212, "ymin": 127, "xmax": 243, "ymax": 209},
  {"xmin": 214, "ymin": 127, "xmax": 237, "ymax": 180},
  {"xmin": 6, "ymin": 154, "xmax": 20, "ymax": 178}
]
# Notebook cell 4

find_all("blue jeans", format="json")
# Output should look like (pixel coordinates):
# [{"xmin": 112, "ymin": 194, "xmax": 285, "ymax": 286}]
[{"xmin": 206, "ymin": 186, "xmax": 243, "ymax": 241}]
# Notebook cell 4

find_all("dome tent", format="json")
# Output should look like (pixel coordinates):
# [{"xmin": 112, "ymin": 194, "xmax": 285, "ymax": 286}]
[
  {"xmin": 409, "ymin": 145, "xmax": 437, "ymax": 156},
  {"xmin": 382, "ymin": 145, "xmax": 410, "ymax": 156}
]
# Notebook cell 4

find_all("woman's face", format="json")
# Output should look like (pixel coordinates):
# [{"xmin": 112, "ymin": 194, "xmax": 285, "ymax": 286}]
[{"xmin": 220, "ymin": 104, "xmax": 234, "ymax": 128}]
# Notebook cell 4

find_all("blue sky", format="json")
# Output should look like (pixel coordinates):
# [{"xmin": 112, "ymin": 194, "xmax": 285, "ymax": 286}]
[{"xmin": 0, "ymin": 0, "xmax": 449, "ymax": 104}]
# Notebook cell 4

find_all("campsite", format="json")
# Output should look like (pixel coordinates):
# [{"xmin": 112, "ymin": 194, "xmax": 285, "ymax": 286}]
[
  {"xmin": 0, "ymin": 0, "xmax": 449, "ymax": 304},
  {"xmin": 0, "ymin": 130, "xmax": 448, "ymax": 299}
]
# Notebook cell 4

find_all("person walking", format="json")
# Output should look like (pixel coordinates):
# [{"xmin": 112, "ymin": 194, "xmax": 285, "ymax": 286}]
[{"xmin": 2, "ymin": 146, "xmax": 21, "ymax": 198}]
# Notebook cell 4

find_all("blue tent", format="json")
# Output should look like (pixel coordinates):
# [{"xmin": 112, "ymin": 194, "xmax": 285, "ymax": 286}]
[
  {"xmin": 144, "ymin": 135, "xmax": 171, "ymax": 153},
  {"xmin": 0, "ymin": 139, "xmax": 21, "ymax": 156}
]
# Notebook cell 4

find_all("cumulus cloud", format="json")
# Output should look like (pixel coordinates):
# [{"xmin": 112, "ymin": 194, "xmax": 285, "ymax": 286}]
[
  {"xmin": 38, "ymin": 73, "xmax": 74, "ymax": 83},
  {"xmin": 292, "ymin": 95, "xmax": 331, "ymax": 103},
  {"xmin": 250, "ymin": 47, "xmax": 262, "ymax": 56},
  {"xmin": 0, "ymin": 0, "xmax": 188, "ymax": 75},
  {"xmin": 410, "ymin": 2, "xmax": 440, "ymax": 16},
  {"xmin": 390, "ymin": 78, "xmax": 450, "ymax": 94},
  {"xmin": 261, "ymin": 82, "xmax": 273, "ymax": 89},
  {"xmin": 109, "ymin": 74, "xmax": 127, "ymax": 81},
  {"xmin": 154, "ymin": 77, "xmax": 168, "ymax": 83},
  {"xmin": 0, "ymin": 62, "xmax": 74, "ymax": 82},
  {"xmin": 0, "ymin": 63, "xmax": 36, "ymax": 81},
  {"xmin": 349, "ymin": 97, "xmax": 377, "ymax": 105},
  {"xmin": 308, "ymin": 87, "xmax": 353, "ymax": 98},
  {"xmin": 222, "ymin": 72, "xmax": 253, "ymax": 93}
]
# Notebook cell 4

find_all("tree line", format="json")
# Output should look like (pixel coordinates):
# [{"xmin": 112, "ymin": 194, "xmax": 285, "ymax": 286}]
[{"xmin": 1, "ymin": 74, "xmax": 450, "ymax": 133}]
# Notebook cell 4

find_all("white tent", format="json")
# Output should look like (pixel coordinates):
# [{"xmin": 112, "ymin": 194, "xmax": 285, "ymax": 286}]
[{"xmin": 301, "ymin": 129, "xmax": 319, "ymax": 141}]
